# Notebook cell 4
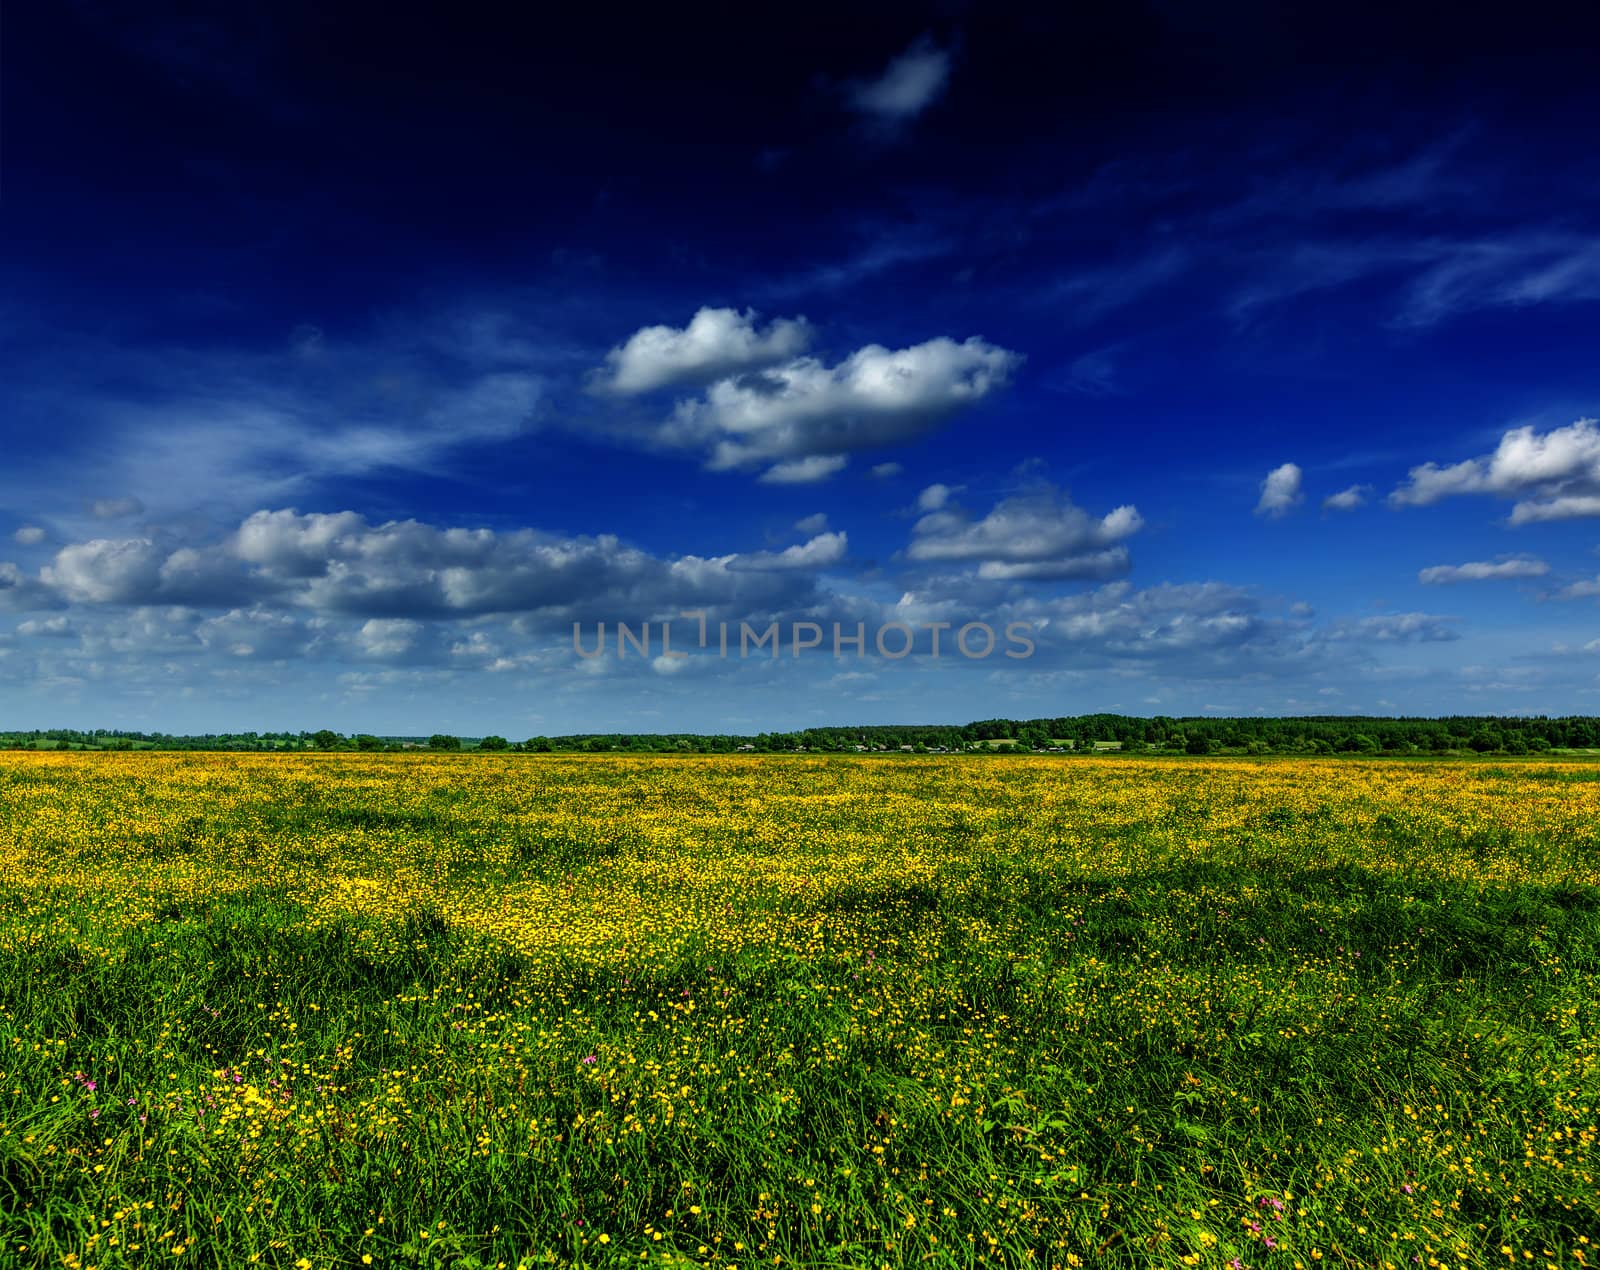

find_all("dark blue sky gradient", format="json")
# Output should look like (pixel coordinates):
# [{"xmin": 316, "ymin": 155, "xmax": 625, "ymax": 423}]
[{"xmin": 4, "ymin": 1, "xmax": 1600, "ymax": 732}]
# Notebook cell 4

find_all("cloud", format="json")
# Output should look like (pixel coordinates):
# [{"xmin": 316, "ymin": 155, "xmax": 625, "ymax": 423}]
[
  {"xmin": 916, "ymin": 482, "xmax": 962, "ymax": 512},
  {"xmin": 1390, "ymin": 418, "xmax": 1600, "ymax": 521},
  {"xmin": 1322, "ymin": 484, "xmax": 1369, "ymax": 511},
  {"xmin": 2, "ymin": 312, "xmax": 555, "ymax": 523},
  {"xmin": 1323, "ymin": 612, "xmax": 1460, "ymax": 642},
  {"xmin": 1557, "ymin": 577, "xmax": 1600, "ymax": 600},
  {"xmin": 1395, "ymin": 234, "xmax": 1600, "ymax": 327},
  {"xmin": 668, "ymin": 335, "xmax": 1020, "ymax": 472},
  {"xmin": 907, "ymin": 485, "xmax": 1143, "ymax": 581},
  {"xmin": 1256, "ymin": 463, "xmax": 1304, "ymax": 518},
  {"xmin": 42, "ymin": 539, "xmax": 165, "ymax": 604},
  {"xmin": 36, "ymin": 537, "xmax": 258, "ymax": 608},
  {"xmin": 848, "ymin": 37, "xmax": 950, "ymax": 123},
  {"xmin": 1418, "ymin": 557, "xmax": 1549, "ymax": 584},
  {"xmin": 1015, "ymin": 582, "xmax": 1264, "ymax": 655},
  {"xmin": 197, "ymin": 606, "xmax": 321, "ymax": 661},
  {"xmin": 90, "ymin": 497, "xmax": 146, "ymax": 520},
  {"xmin": 353, "ymin": 618, "xmax": 424, "ymax": 659},
  {"xmin": 758, "ymin": 455, "xmax": 849, "ymax": 485},
  {"xmin": 727, "ymin": 532, "xmax": 848, "ymax": 572},
  {"xmin": 0, "ymin": 561, "xmax": 65, "ymax": 613},
  {"xmin": 1057, "ymin": 348, "xmax": 1122, "ymax": 396},
  {"xmin": 793, "ymin": 513, "xmax": 829, "ymax": 535},
  {"xmin": 12, "ymin": 526, "xmax": 46, "ymax": 545},
  {"xmin": 1226, "ymin": 233, "xmax": 1600, "ymax": 329},
  {"xmin": 592, "ymin": 307, "xmax": 811, "ymax": 395},
  {"xmin": 17, "ymin": 616, "xmax": 73, "ymax": 638},
  {"xmin": 34, "ymin": 509, "xmax": 845, "ymax": 630},
  {"xmin": 870, "ymin": 462, "xmax": 903, "ymax": 478}
]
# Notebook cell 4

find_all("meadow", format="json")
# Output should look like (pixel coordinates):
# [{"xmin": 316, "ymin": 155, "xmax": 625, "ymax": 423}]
[{"xmin": 1, "ymin": 753, "xmax": 1597, "ymax": 1270}]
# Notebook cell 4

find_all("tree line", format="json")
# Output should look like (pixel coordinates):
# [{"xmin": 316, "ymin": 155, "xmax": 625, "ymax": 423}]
[{"xmin": 6, "ymin": 715, "xmax": 1600, "ymax": 755}]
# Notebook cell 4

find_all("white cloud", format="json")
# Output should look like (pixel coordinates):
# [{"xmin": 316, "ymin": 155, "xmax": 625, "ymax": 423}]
[
  {"xmin": 1396, "ymin": 235, "xmax": 1600, "ymax": 327},
  {"xmin": 1509, "ymin": 495, "xmax": 1600, "ymax": 523},
  {"xmin": 758, "ymin": 455, "xmax": 849, "ymax": 485},
  {"xmin": 1323, "ymin": 612, "xmax": 1460, "ymax": 642},
  {"xmin": 197, "ymin": 606, "xmax": 318, "ymax": 661},
  {"xmin": 12, "ymin": 526, "xmax": 46, "ymax": 545},
  {"xmin": 1322, "ymin": 484, "xmax": 1369, "ymax": 511},
  {"xmin": 1418, "ymin": 557, "xmax": 1549, "ymax": 584},
  {"xmin": 870, "ymin": 462, "xmax": 903, "ymax": 478},
  {"xmin": 1255, "ymin": 463, "xmax": 1304, "ymax": 518},
  {"xmin": 907, "ymin": 485, "xmax": 1142, "ymax": 581},
  {"xmin": 0, "ymin": 561, "xmax": 64, "ymax": 612},
  {"xmin": 727, "ymin": 532, "xmax": 847, "ymax": 572},
  {"xmin": 592, "ymin": 307, "xmax": 811, "ymax": 395},
  {"xmin": 42, "ymin": 539, "xmax": 165, "ymax": 604},
  {"xmin": 793, "ymin": 512, "xmax": 830, "ymax": 535},
  {"xmin": 9, "ymin": 509, "xmax": 846, "ymax": 630},
  {"xmin": 1391, "ymin": 419, "xmax": 1600, "ymax": 520},
  {"xmin": 90, "ymin": 497, "xmax": 145, "ymax": 521},
  {"xmin": 671, "ymin": 335, "xmax": 1020, "ymax": 471},
  {"xmin": 916, "ymin": 482, "xmax": 962, "ymax": 512},
  {"xmin": 849, "ymin": 37, "xmax": 950, "ymax": 122},
  {"xmin": 17, "ymin": 616, "xmax": 73, "ymax": 638},
  {"xmin": 354, "ymin": 618, "xmax": 424, "ymax": 659}
]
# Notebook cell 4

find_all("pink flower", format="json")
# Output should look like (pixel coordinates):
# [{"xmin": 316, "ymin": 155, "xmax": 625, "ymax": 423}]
[
  {"xmin": 582, "ymin": 1054, "xmax": 597, "ymax": 1064},
  {"xmin": 1402, "ymin": 1183, "xmax": 1414, "ymax": 1194}
]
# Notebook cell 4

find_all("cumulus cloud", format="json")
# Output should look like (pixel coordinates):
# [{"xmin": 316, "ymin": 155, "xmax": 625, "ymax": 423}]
[
  {"xmin": 42, "ymin": 539, "xmax": 166, "ymax": 604},
  {"xmin": 353, "ymin": 618, "xmax": 425, "ymax": 659},
  {"xmin": 667, "ymin": 335, "xmax": 1020, "ymax": 472},
  {"xmin": 758, "ymin": 455, "xmax": 849, "ymax": 485},
  {"xmin": 916, "ymin": 482, "xmax": 962, "ymax": 512},
  {"xmin": 1255, "ymin": 463, "xmax": 1304, "ymax": 518},
  {"xmin": 870, "ymin": 462, "xmax": 903, "ymax": 478},
  {"xmin": 1418, "ymin": 557, "xmax": 1549, "ymax": 584},
  {"xmin": 793, "ymin": 512, "xmax": 829, "ymax": 535},
  {"xmin": 197, "ymin": 606, "xmax": 319, "ymax": 661},
  {"xmin": 39, "ymin": 536, "xmax": 262, "ymax": 608},
  {"xmin": 90, "ymin": 497, "xmax": 146, "ymax": 520},
  {"xmin": 4, "ymin": 508, "xmax": 851, "ymax": 631},
  {"xmin": 907, "ymin": 485, "xmax": 1142, "ymax": 581},
  {"xmin": 1390, "ymin": 419, "xmax": 1600, "ymax": 521},
  {"xmin": 12, "ymin": 526, "xmax": 47, "ymax": 545},
  {"xmin": 848, "ymin": 37, "xmax": 951, "ymax": 122},
  {"xmin": 592, "ymin": 307, "xmax": 811, "ymax": 395},
  {"xmin": 1322, "ymin": 484, "xmax": 1369, "ymax": 511},
  {"xmin": 726, "ymin": 532, "xmax": 847, "ymax": 572}
]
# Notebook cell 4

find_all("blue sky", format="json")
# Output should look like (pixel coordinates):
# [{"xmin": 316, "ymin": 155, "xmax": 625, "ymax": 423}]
[{"xmin": 5, "ymin": 1, "xmax": 1600, "ymax": 734}]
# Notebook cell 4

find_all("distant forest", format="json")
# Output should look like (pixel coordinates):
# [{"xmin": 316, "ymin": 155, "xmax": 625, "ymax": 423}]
[{"xmin": 6, "ymin": 715, "xmax": 1600, "ymax": 756}]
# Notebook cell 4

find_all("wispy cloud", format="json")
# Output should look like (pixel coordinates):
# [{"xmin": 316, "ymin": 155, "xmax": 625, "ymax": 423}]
[{"xmin": 847, "ymin": 37, "xmax": 951, "ymax": 124}]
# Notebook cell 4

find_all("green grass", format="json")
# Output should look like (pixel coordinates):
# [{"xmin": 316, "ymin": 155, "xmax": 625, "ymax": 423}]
[{"xmin": 0, "ymin": 753, "xmax": 1597, "ymax": 1269}]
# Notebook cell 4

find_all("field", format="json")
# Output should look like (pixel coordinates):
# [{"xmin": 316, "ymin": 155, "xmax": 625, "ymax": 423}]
[{"xmin": 1, "ymin": 754, "xmax": 1597, "ymax": 1270}]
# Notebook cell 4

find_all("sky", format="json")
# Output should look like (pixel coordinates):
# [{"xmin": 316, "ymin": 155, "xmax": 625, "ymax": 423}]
[{"xmin": 5, "ymin": 0, "xmax": 1600, "ymax": 735}]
